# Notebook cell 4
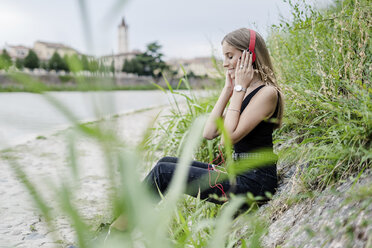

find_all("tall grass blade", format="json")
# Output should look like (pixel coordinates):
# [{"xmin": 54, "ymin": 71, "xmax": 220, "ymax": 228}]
[{"xmin": 207, "ymin": 196, "xmax": 245, "ymax": 248}]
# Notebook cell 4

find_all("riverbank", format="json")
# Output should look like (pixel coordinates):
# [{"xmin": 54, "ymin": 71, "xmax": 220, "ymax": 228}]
[
  {"xmin": 0, "ymin": 72, "xmax": 216, "ymax": 92},
  {"xmin": 0, "ymin": 106, "xmax": 170, "ymax": 248}
]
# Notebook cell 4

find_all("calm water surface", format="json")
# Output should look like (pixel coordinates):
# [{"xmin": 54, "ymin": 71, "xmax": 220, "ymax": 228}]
[{"xmin": 0, "ymin": 90, "xmax": 192, "ymax": 149}]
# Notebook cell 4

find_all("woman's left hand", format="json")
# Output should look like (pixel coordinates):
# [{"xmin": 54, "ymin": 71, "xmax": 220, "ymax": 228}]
[{"xmin": 235, "ymin": 50, "xmax": 254, "ymax": 88}]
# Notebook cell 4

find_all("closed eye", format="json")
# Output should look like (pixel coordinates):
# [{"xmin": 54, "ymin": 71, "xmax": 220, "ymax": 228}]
[{"xmin": 224, "ymin": 53, "xmax": 233, "ymax": 60}]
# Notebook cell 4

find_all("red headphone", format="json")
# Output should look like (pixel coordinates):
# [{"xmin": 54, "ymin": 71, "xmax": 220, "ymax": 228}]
[{"xmin": 248, "ymin": 29, "xmax": 256, "ymax": 63}]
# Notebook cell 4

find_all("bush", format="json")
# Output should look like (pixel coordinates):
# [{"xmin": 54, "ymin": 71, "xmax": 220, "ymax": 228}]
[{"xmin": 59, "ymin": 75, "xmax": 74, "ymax": 83}]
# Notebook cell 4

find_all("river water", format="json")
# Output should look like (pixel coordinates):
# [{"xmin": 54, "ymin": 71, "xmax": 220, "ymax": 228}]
[{"xmin": 0, "ymin": 90, "xmax": 197, "ymax": 150}]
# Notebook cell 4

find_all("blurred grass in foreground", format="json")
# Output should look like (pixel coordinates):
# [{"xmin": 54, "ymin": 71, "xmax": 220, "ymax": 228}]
[{"xmin": 2, "ymin": 68, "xmax": 269, "ymax": 247}]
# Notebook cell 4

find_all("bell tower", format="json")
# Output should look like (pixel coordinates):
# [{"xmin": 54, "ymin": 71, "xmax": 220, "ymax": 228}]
[{"xmin": 118, "ymin": 17, "xmax": 129, "ymax": 54}]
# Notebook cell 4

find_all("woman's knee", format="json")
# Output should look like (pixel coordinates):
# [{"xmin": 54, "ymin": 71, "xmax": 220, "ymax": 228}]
[
  {"xmin": 156, "ymin": 162, "xmax": 177, "ymax": 175},
  {"xmin": 148, "ymin": 162, "xmax": 176, "ymax": 181},
  {"xmin": 150, "ymin": 162, "xmax": 176, "ymax": 192}
]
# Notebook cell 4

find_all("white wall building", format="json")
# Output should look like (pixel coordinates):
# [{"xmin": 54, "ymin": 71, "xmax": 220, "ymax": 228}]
[
  {"xmin": 167, "ymin": 57, "xmax": 220, "ymax": 78},
  {"xmin": 3, "ymin": 45, "xmax": 30, "ymax": 60},
  {"xmin": 3, "ymin": 41, "xmax": 79, "ymax": 62},
  {"xmin": 33, "ymin": 41, "xmax": 79, "ymax": 61}
]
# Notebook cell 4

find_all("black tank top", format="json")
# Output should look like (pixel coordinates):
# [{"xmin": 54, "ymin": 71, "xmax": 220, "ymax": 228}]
[{"xmin": 234, "ymin": 85, "xmax": 279, "ymax": 153}]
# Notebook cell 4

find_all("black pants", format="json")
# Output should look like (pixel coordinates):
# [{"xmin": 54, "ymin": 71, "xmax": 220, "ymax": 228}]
[{"xmin": 144, "ymin": 156, "xmax": 278, "ymax": 205}]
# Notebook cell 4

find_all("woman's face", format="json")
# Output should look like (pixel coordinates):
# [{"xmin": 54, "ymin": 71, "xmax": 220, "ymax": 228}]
[{"xmin": 222, "ymin": 41, "xmax": 242, "ymax": 80}]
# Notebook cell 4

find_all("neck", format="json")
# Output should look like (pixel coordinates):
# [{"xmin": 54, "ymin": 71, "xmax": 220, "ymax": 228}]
[{"xmin": 248, "ymin": 73, "xmax": 263, "ymax": 89}]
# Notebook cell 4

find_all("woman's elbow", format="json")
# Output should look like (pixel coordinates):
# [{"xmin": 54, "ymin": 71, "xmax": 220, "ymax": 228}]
[
  {"xmin": 203, "ymin": 132, "xmax": 214, "ymax": 140},
  {"xmin": 203, "ymin": 130, "xmax": 218, "ymax": 140}
]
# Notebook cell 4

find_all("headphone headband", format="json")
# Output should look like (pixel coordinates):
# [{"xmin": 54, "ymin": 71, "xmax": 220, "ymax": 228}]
[{"xmin": 248, "ymin": 29, "xmax": 256, "ymax": 63}]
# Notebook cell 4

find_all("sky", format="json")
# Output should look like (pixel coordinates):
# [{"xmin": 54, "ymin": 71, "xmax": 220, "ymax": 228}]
[{"xmin": 0, "ymin": 0, "xmax": 333, "ymax": 60}]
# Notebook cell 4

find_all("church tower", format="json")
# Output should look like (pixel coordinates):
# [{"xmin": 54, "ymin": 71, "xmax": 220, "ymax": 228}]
[{"xmin": 118, "ymin": 17, "xmax": 129, "ymax": 54}]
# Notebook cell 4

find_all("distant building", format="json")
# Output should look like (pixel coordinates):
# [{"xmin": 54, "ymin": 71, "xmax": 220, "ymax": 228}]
[
  {"xmin": 3, "ymin": 45, "xmax": 30, "ymax": 60},
  {"xmin": 167, "ymin": 57, "xmax": 219, "ymax": 78},
  {"xmin": 100, "ymin": 50, "xmax": 140, "ymax": 72},
  {"xmin": 3, "ymin": 41, "xmax": 79, "ymax": 62},
  {"xmin": 33, "ymin": 41, "xmax": 79, "ymax": 61}
]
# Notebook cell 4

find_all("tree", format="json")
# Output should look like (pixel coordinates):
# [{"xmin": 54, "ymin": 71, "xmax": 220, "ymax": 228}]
[
  {"xmin": 40, "ymin": 61, "xmax": 49, "ymax": 70},
  {"xmin": 81, "ymin": 55, "xmax": 89, "ymax": 71},
  {"xmin": 122, "ymin": 59, "xmax": 140, "ymax": 74},
  {"xmin": 98, "ymin": 62, "xmax": 107, "ymax": 73},
  {"xmin": 187, "ymin": 70, "xmax": 197, "ymax": 78},
  {"xmin": 49, "ymin": 52, "xmax": 67, "ymax": 71},
  {"xmin": 62, "ymin": 55, "xmax": 70, "ymax": 72},
  {"xmin": 110, "ymin": 61, "xmax": 115, "ymax": 74},
  {"xmin": 88, "ymin": 59, "xmax": 99, "ymax": 72},
  {"xmin": 122, "ymin": 41, "xmax": 170, "ymax": 77},
  {"xmin": 15, "ymin": 58, "xmax": 24, "ymax": 69},
  {"xmin": 144, "ymin": 41, "xmax": 170, "ymax": 77},
  {"xmin": 24, "ymin": 50, "xmax": 40, "ymax": 69},
  {"xmin": 66, "ymin": 54, "xmax": 83, "ymax": 72},
  {"xmin": 0, "ymin": 49, "xmax": 12, "ymax": 70}
]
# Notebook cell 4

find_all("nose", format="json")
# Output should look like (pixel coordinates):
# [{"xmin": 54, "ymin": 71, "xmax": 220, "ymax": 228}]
[{"xmin": 223, "ymin": 59, "xmax": 229, "ymax": 68}]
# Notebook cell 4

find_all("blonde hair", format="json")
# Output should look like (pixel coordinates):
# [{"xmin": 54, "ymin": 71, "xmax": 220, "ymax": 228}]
[{"xmin": 222, "ymin": 28, "xmax": 284, "ymax": 128}]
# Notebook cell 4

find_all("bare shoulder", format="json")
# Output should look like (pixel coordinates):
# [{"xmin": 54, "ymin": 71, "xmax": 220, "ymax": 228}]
[
  {"xmin": 244, "ymin": 85, "xmax": 278, "ymax": 120},
  {"xmin": 252, "ymin": 85, "xmax": 278, "ymax": 103}
]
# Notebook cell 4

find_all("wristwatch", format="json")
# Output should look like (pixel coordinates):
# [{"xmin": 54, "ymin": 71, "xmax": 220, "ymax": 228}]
[{"xmin": 234, "ymin": 85, "xmax": 247, "ymax": 92}]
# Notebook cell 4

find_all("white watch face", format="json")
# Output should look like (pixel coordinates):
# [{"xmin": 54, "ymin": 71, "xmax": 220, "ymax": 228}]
[
  {"xmin": 234, "ymin": 85, "xmax": 242, "ymax": 91},
  {"xmin": 234, "ymin": 85, "xmax": 245, "ymax": 92}
]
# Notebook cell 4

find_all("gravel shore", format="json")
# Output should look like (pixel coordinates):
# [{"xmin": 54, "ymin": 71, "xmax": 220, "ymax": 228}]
[{"xmin": 0, "ymin": 106, "xmax": 168, "ymax": 248}]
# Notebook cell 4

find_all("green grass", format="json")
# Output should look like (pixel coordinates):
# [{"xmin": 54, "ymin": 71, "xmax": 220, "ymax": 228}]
[{"xmin": 269, "ymin": 0, "xmax": 371, "ymax": 190}]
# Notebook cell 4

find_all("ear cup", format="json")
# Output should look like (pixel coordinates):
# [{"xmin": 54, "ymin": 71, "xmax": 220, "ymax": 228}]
[{"xmin": 248, "ymin": 29, "xmax": 256, "ymax": 63}]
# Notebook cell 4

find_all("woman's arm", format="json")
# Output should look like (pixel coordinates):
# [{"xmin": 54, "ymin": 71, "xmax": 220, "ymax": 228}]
[
  {"xmin": 221, "ymin": 89, "xmax": 245, "ymax": 141},
  {"xmin": 203, "ymin": 72, "xmax": 233, "ymax": 140}
]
